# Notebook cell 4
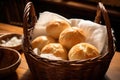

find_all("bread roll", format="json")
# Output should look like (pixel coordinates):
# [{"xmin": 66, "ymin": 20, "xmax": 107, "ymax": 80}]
[
  {"xmin": 41, "ymin": 43, "xmax": 68, "ymax": 60},
  {"xmin": 59, "ymin": 27, "xmax": 86, "ymax": 49},
  {"xmin": 32, "ymin": 35, "xmax": 56, "ymax": 51},
  {"xmin": 46, "ymin": 19, "xmax": 71, "ymax": 39},
  {"xmin": 68, "ymin": 43, "xmax": 99, "ymax": 61}
]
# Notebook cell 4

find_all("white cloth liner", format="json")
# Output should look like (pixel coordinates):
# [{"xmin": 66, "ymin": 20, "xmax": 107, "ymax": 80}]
[{"xmin": 32, "ymin": 11, "xmax": 108, "ymax": 54}]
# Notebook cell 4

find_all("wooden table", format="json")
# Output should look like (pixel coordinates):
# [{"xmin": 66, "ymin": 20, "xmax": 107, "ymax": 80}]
[{"xmin": 0, "ymin": 23, "xmax": 120, "ymax": 80}]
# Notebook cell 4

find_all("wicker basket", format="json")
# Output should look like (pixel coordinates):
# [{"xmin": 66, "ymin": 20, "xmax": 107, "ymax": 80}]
[{"xmin": 23, "ymin": 2, "xmax": 115, "ymax": 80}]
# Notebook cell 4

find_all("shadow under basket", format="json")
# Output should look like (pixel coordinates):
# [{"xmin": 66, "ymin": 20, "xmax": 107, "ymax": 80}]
[{"xmin": 23, "ymin": 2, "xmax": 115, "ymax": 80}]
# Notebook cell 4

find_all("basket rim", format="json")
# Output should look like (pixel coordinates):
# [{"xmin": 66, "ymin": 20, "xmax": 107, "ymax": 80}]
[{"xmin": 26, "ymin": 50, "xmax": 108, "ymax": 65}]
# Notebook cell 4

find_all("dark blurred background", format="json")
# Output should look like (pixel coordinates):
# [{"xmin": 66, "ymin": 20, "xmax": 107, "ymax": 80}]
[{"xmin": 0, "ymin": 0, "xmax": 120, "ymax": 51}]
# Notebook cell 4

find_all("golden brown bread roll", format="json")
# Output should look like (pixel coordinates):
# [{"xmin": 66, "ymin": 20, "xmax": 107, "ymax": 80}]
[
  {"xmin": 68, "ymin": 43, "xmax": 100, "ymax": 61},
  {"xmin": 32, "ymin": 35, "xmax": 56, "ymax": 51},
  {"xmin": 59, "ymin": 27, "xmax": 86, "ymax": 49},
  {"xmin": 41, "ymin": 43, "xmax": 68, "ymax": 60},
  {"xmin": 46, "ymin": 19, "xmax": 71, "ymax": 39}
]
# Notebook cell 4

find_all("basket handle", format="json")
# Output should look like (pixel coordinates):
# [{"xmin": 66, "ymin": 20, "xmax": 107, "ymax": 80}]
[
  {"xmin": 23, "ymin": 2, "xmax": 37, "ymax": 53},
  {"xmin": 94, "ymin": 2, "xmax": 114, "ymax": 56}
]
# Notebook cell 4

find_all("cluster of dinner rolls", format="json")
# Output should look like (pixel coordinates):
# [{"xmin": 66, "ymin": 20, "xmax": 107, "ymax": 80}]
[{"xmin": 32, "ymin": 20, "xmax": 100, "ymax": 60}]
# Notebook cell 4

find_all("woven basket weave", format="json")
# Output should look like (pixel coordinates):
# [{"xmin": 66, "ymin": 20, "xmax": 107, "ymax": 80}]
[{"xmin": 23, "ymin": 2, "xmax": 115, "ymax": 80}]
